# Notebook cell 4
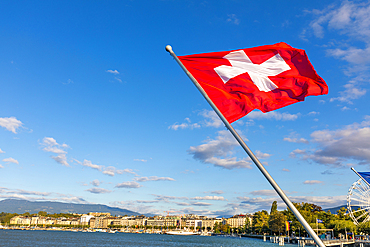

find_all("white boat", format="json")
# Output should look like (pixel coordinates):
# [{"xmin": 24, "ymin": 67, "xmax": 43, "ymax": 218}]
[{"xmin": 166, "ymin": 230, "xmax": 199, "ymax": 235}]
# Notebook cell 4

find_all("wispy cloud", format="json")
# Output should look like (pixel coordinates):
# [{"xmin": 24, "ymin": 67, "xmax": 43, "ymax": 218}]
[
  {"xmin": 0, "ymin": 117, "xmax": 23, "ymax": 133},
  {"xmin": 168, "ymin": 118, "xmax": 200, "ymax": 130},
  {"xmin": 91, "ymin": 179, "xmax": 101, "ymax": 187},
  {"xmin": 41, "ymin": 137, "xmax": 70, "ymax": 166},
  {"xmin": 168, "ymin": 110, "xmax": 222, "ymax": 130},
  {"xmin": 249, "ymin": 190, "xmax": 278, "ymax": 196},
  {"xmin": 74, "ymin": 158, "xmax": 135, "ymax": 176},
  {"xmin": 247, "ymin": 111, "xmax": 300, "ymax": 121},
  {"xmin": 191, "ymin": 202, "xmax": 212, "ymax": 206},
  {"xmin": 210, "ymin": 190, "xmax": 224, "ymax": 195},
  {"xmin": 115, "ymin": 181, "xmax": 142, "ymax": 189},
  {"xmin": 106, "ymin": 69, "xmax": 119, "ymax": 75},
  {"xmin": 0, "ymin": 148, "xmax": 4, "ymax": 154},
  {"xmin": 283, "ymin": 132, "xmax": 309, "ymax": 144},
  {"xmin": 291, "ymin": 116, "xmax": 370, "ymax": 167},
  {"xmin": 134, "ymin": 159, "xmax": 147, "ymax": 162},
  {"xmin": 188, "ymin": 130, "xmax": 252, "ymax": 169},
  {"xmin": 191, "ymin": 196, "xmax": 225, "ymax": 201},
  {"xmin": 199, "ymin": 110, "xmax": 223, "ymax": 128},
  {"xmin": 134, "ymin": 176, "xmax": 175, "ymax": 182},
  {"xmin": 85, "ymin": 187, "xmax": 112, "ymax": 194},
  {"xmin": 0, "ymin": 187, "xmax": 88, "ymax": 204},
  {"xmin": 2, "ymin": 157, "xmax": 19, "ymax": 164},
  {"xmin": 227, "ymin": 14, "xmax": 240, "ymax": 25},
  {"xmin": 306, "ymin": 1, "xmax": 370, "ymax": 104},
  {"xmin": 304, "ymin": 180, "xmax": 324, "ymax": 185}
]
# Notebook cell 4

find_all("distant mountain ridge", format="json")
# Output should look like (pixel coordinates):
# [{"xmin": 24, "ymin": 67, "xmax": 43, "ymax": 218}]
[
  {"xmin": 323, "ymin": 205, "xmax": 347, "ymax": 214},
  {"xmin": 0, "ymin": 199, "xmax": 142, "ymax": 216}
]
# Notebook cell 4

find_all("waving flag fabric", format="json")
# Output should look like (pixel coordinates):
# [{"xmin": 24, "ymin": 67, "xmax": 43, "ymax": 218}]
[
  {"xmin": 358, "ymin": 172, "xmax": 370, "ymax": 185},
  {"xmin": 178, "ymin": 42, "xmax": 328, "ymax": 123}
]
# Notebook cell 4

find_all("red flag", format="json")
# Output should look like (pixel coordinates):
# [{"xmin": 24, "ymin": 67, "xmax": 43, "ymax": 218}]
[{"xmin": 178, "ymin": 42, "xmax": 328, "ymax": 123}]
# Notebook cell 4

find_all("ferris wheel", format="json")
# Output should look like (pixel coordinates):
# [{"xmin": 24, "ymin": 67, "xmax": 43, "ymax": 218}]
[{"xmin": 347, "ymin": 168, "xmax": 370, "ymax": 225}]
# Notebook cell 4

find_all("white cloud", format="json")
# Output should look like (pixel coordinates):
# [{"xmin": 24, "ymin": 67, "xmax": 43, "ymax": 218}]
[
  {"xmin": 283, "ymin": 132, "xmax": 309, "ymax": 144},
  {"xmin": 0, "ymin": 165, "xmax": 3, "ymax": 168},
  {"xmin": 329, "ymin": 77, "xmax": 367, "ymax": 104},
  {"xmin": 0, "ymin": 148, "xmax": 4, "ymax": 154},
  {"xmin": 41, "ymin": 137, "xmax": 70, "ymax": 166},
  {"xmin": 134, "ymin": 159, "xmax": 147, "ymax": 162},
  {"xmin": 249, "ymin": 190, "xmax": 278, "ymax": 196},
  {"xmin": 191, "ymin": 202, "xmax": 212, "ymax": 206},
  {"xmin": 114, "ymin": 77, "xmax": 122, "ymax": 83},
  {"xmin": 134, "ymin": 176, "xmax": 175, "ymax": 182},
  {"xmin": 227, "ymin": 14, "xmax": 240, "ymax": 25},
  {"xmin": 188, "ymin": 130, "xmax": 252, "ymax": 169},
  {"xmin": 91, "ymin": 179, "xmax": 101, "ymax": 187},
  {"xmin": 255, "ymin": 150, "xmax": 271, "ymax": 159},
  {"xmin": 168, "ymin": 117, "xmax": 200, "ymax": 130},
  {"xmin": 199, "ymin": 110, "xmax": 223, "ymax": 128},
  {"xmin": 191, "ymin": 196, "xmax": 225, "ymax": 201},
  {"xmin": 82, "ymin": 160, "xmax": 103, "ymax": 171},
  {"xmin": 282, "ymin": 168, "xmax": 290, "ymax": 172},
  {"xmin": 307, "ymin": 1, "xmax": 370, "ymax": 104},
  {"xmin": 51, "ymin": 154, "xmax": 69, "ymax": 167},
  {"xmin": 0, "ymin": 117, "xmax": 23, "ymax": 133},
  {"xmin": 115, "ymin": 181, "xmax": 142, "ymax": 189},
  {"xmin": 168, "ymin": 110, "xmax": 223, "ymax": 131},
  {"xmin": 85, "ymin": 187, "xmax": 112, "ymax": 194},
  {"xmin": 247, "ymin": 111, "xmax": 299, "ymax": 121},
  {"xmin": 75, "ymin": 158, "xmax": 131, "ymax": 176},
  {"xmin": 2, "ymin": 157, "xmax": 19, "ymax": 164},
  {"xmin": 304, "ymin": 180, "xmax": 324, "ymax": 185},
  {"xmin": 103, "ymin": 166, "xmax": 125, "ymax": 176},
  {"xmin": 292, "ymin": 116, "xmax": 370, "ymax": 167},
  {"xmin": 106, "ymin": 69, "xmax": 119, "ymax": 75},
  {"xmin": 284, "ymin": 137, "xmax": 309, "ymax": 144},
  {"xmin": 210, "ymin": 190, "xmax": 224, "ymax": 195},
  {"xmin": 309, "ymin": 1, "xmax": 370, "ymax": 42}
]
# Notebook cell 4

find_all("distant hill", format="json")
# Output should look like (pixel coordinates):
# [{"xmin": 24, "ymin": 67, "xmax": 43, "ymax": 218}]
[
  {"xmin": 0, "ymin": 199, "xmax": 142, "ymax": 216},
  {"xmin": 323, "ymin": 205, "xmax": 348, "ymax": 214}
]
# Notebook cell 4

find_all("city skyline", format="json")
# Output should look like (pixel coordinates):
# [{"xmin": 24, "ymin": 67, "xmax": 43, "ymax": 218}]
[{"xmin": 1, "ymin": 0, "xmax": 370, "ymax": 217}]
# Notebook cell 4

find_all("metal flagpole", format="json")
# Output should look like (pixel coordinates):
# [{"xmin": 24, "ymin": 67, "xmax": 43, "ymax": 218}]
[
  {"xmin": 166, "ymin": 45, "xmax": 326, "ymax": 247},
  {"xmin": 351, "ymin": 167, "xmax": 370, "ymax": 187}
]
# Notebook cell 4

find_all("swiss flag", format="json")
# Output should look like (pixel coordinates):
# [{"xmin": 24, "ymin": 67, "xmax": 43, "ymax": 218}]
[{"xmin": 178, "ymin": 42, "xmax": 328, "ymax": 123}]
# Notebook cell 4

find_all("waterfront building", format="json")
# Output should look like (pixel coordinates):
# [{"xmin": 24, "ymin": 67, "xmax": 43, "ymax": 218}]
[
  {"xmin": 185, "ymin": 219, "xmax": 202, "ymax": 229},
  {"xmin": 201, "ymin": 217, "xmax": 222, "ymax": 230},
  {"xmin": 31, "ymin": 216, "xmax": 39, "ymax": 225},
  {"xmin": 80, "ymin": 214, "xmax": 94, "ymax": 226},
  {"xmin": 226, "ymin": 214, "xmax": 252, "ymax": 228},
  {"xmin": 164, "ymin": 216, "xmax": 178, "ymax": 228}
]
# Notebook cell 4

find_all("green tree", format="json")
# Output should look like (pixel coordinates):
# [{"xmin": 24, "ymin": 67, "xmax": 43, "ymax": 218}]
[
  {"xmin": 269, "ymin": 211, "xmax": 286, "ymax": 235},
  {"xmin": 38, "ymin": 211, "xmax": 48, "ymax": 216},
  {"xmin": 253, "ymin": 210, "xmax": 269, "ymax": 234},
  {"xmin": 270, "ymin": 201, "xmax": 278, "ymax": 215}
]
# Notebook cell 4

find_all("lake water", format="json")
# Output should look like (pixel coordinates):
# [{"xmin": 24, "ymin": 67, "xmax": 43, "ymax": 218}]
[{"xmin": 0, "ymin": 230, "xmax": 279, "ymax": 246}]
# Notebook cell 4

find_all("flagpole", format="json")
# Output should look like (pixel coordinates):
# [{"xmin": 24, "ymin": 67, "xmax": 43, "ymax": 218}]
[
  {"xmin": 351, "ymin": 167, "xmax": 370, "ymax": 187},
  {"xmin": 166, "ymin": 45, "xmax": 326, "ymax": 247}
]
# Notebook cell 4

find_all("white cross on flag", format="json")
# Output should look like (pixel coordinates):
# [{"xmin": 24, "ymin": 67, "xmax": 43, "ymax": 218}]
[{"xmin": 178, "ymin": 42, "xmax": 328, "ymax": 123}]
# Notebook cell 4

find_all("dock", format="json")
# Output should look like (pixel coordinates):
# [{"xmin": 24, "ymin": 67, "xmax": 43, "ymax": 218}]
[{"xmin": 268, "ymin": 236, "xmax": 356, "ymax": 247}]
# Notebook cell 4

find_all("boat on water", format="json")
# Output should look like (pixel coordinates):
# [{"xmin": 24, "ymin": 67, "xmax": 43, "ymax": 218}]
[{"xmin": 166, "ymin": 230, "xmax": 199, "ymax": 235}]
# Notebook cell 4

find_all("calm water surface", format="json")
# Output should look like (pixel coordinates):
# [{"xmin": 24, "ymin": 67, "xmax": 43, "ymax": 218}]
[{"xmin": 0, "ymin": 229, "xmax": 280, "ymax": 247}]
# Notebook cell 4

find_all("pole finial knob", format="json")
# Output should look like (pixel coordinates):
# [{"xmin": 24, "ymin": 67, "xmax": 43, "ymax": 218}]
[{"xmin": 165, "ymin": 45, "xmax": 173, "ymax": 53}]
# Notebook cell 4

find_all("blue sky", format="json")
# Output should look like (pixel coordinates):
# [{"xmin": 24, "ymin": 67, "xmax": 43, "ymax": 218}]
[{"xmin": 1, "ymin": 0, "xmax": 370, "ymax": 217}]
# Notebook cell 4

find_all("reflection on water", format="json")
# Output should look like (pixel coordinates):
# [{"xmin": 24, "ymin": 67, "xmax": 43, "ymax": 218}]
[{"xmin": 0, "ymin": 229, "xmax": 278, "ymax": 247}]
